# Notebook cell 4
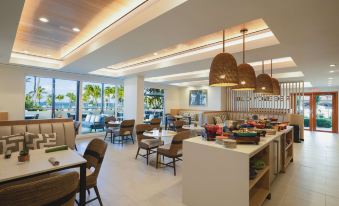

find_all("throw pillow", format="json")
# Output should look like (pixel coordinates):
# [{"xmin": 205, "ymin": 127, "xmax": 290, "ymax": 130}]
[
  {"xmin": 25, "ymin": 132, "xmax": 57, "ymax": 150},
  {"xmin": 214, "ymin": 116, "xmax": 223, "ymax": 125},
  {"xmin": 0, "ymin": 134, "xmax": 25, "ymax": 154}
]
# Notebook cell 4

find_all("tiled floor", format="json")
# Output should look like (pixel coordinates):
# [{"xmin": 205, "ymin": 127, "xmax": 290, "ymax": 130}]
[{"xmin": 76, "ymin": 131, "xmax": 339, "ymax": 206}]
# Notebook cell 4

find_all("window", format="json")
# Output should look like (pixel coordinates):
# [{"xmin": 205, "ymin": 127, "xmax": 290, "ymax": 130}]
[
  {"xmin": 55, "ymin": 79, "xmax": 77, "ymax": 119},
  {"xmin": 116, "ymin": 85, "xmax": 124, "ymax": 121},
  {"xmin": 144, "ymin": 88, "xmax": 164, "ymax": 120},
  {"xmin": 82, "ymin": 82, "xmax": 103, "ymax": 116},
  {"xmin": 25, "ymin": 76, "xmax": 52, "ymax": 119},
  {"xmin": 103, "ymin": 84, "xmax": 115, "ymax": 116}
]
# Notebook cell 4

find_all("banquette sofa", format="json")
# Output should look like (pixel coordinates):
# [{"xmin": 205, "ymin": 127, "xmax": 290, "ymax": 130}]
[{"xmin": 0, "ymin": 118, "xmax": 76, "ymax": 154}]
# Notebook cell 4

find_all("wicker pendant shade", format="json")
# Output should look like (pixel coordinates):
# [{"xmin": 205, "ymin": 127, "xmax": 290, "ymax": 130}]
[
  {"xmin": 270, "ymin": 59, "xmax": 281, "ymax": 95},
  {"xmin": 254, "ymin": 61, "xmax": 273, "ymax": 94},
  {"xmin": 209, "ymin": 30, "xmax": 238, "ymax": 87},
  {"xmin": 232, "ymin": 29, "xmax": 256, "ymax": 90}
]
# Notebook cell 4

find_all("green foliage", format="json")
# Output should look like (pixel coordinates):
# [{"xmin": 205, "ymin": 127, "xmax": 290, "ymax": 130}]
[
  {"xmin": 46, "ymin": 95, "xmax": 52, "ymax": 106},
  {"xmin": 304, "ymin": 118, "xmax": 332, "ymax": 128},
  {"xmin": 66, "ymin": 92, "xmax": 76, "ymax": 108},
  {"xmin": 83, "ymin": 84, "xmax": 102, "ymax": 106},
  {"xmin": 104, "ymin": 86, "xmax": 115, "ymax": 106},
  {"xmin": 55, "ymin": 94, "xmax": 64, "ymax": 102}
]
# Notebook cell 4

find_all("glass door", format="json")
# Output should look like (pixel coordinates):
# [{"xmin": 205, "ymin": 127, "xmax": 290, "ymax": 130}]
[
  {"xmin": 302, "ymin": 92, "xmax": 338, "ymax": 133},
  {"xmin": 315, "ymin": 94, "xmax": 333, "ymax": 132}
]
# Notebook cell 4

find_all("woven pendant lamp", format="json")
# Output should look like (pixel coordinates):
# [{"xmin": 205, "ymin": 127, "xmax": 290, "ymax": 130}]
[
  {"xmin": 254, "ymin": 60, "xmax": 273, "ymax": 94},
  {"xmin": 209, "ymin": 30, "xmax": 238, "ymax": 86},
  {"xmin": 232, "ymin": 29, "xmax": 256, "ymax": 90},
  {"xmin": 270, "ymin": 59, "xmax": 281, "ymax": 96}
]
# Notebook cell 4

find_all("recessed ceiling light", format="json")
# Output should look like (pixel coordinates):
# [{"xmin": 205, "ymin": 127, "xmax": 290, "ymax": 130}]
[
  {"xmin": 39, "ymin": 17, "xmax": 49, "ymax": 23},
  {"xmin": 153, "ymin": 52, "xmax": 158, "ymax": 56},
  {"xmin": 328, "ymin": 77, "xmax": 334, "ymax": 80},
  {"xmin": 329, "ymin": 70, "xmax": 335, "ymax": 73},
  {"xmin": 46, "ymin": 54, "xmax": 51, "ymax": 57},
  {"xmin": 72, "ymin": 27, "xmax": 80, "ymax": 32},
  {"xmin": 330, "ymin": 64, "xmax": 336, "ymax": 67}
]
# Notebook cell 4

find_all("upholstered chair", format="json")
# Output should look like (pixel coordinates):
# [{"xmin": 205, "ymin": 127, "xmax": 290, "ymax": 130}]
[
  {"xmin": 113, "ymin": 119, "xmax": 135, "ymax": 145},
  {"xmin": 0, "ymin": 172, "xmax": 79, "ymax": 206},
  {"xmin": 156, "ymin": 130, "xmax": 191, "ymax": 176},
  {"xmin": 75, "ymin": 138, "xmax": 107, "ymax": 206},
  {"xmin": 150, "ymin": 118, "xmax": 161, "ymax": 130},
  {"xmin": 135, "ymin": 124, "xmax": 162, "ymax": 165},
  {"xmin": 104, "ymin": 116, "xmax": 116, "ymax": 142}
]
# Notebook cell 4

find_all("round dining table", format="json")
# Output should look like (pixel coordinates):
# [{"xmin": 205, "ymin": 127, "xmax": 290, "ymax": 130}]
[{"xmin": 143, "ymin": 130, "xmax": 177, "ymax": 139}]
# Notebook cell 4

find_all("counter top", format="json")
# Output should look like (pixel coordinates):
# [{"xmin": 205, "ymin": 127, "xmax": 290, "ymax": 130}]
[{"xmin": 185, "ymin": 126, "xmax": 293, "ymax": 157}]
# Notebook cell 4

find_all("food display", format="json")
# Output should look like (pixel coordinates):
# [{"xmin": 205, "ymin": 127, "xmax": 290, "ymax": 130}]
[{"xmin": 223, "ymin": 139, "xmax": 237, "ymax": 149}]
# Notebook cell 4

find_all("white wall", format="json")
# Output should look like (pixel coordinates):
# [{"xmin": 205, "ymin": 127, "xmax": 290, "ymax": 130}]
[
  {"xmin": 123, "ymin": 76, "xmax": 144, "ymax": 124},
  {"xmin": 0, "ymin": 67, "xmax": 25, "ymax": 120}
]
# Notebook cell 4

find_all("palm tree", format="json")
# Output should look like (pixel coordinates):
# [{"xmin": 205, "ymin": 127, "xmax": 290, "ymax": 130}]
[
  {"xmin": 55, "ymin": 94, "xmax": 64, "ymax": 102},
  {"xmin": 46, "ymin": 94, "xmax": 52, "ymax": 107},
  {"xmin": 104, "ymin": 86, "xmax": 115, "ymax": 107},
  {"xmin": 66, "ymin": 92, "xmax": 76, "ymax": 108},
  {"xmin": 92, "ymin": 85, "xmax": 101, "ymax": 107},
  {"xmin": 35, "ymin": 86, "xmax": 46, "ymax": 106},
  {"xmin": 118, "ymin": 86, "xmax": 124, "ymax": 103}
]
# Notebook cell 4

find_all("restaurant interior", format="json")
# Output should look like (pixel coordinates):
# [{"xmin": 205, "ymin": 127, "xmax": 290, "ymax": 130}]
[{"xmin": 0, "ymin": 0, "xmax": 339, "ymax": 206}]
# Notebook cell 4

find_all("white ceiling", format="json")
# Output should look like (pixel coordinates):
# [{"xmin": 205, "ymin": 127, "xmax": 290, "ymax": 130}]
[{"xmin": 1, "ymin": 0, "xmax": 339, "ymax": 87}]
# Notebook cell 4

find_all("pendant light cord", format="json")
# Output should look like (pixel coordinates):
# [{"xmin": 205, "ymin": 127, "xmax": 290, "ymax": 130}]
[
  {"xmin": 262, "ymin": 60, "xmax": 265, "ymax": 74},
  {"xmin": 222, "ymin": 30, "xmax": 225, "ymax": 53},
  {"xmin": 271, "ymin": 59, "xmax": 273, "ymax": 77},
  {"xmin": 242, "ymin": 30, "xmax": 245, "ymax": 63}
]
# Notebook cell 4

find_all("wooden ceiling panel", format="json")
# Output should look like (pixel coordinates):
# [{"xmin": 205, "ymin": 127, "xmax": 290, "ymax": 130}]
[{"xmin": 12, "ymin": 0, "xmax": 146, "ymax": 59}]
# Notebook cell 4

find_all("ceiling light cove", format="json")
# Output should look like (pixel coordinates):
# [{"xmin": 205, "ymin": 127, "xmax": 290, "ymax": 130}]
[
  {"xmin": 170, "ymin": 80, "xmax": 209, "ymax": 87},
  {"xmin": 10, "ymin": 52, "xmax": 62, "ymax": 69}
]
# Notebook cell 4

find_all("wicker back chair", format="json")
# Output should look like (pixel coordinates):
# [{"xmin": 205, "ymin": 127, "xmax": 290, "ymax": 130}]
[
  {"xmin": 104, "ymin": 116, "xmax": 117, "ymax": 142},
  {"xmin": 156, "ymin": 130, "xmax": 191, "ymax": 176},
  {"xmin": 0, "ymin": 172, "xmax": 79, "ymax": 206},
  {"xmin": 135, "ymin": 124, "xmax": 162, "ymax": 165},
  {"xmin": 165, "ymin": 115, "xmax": 176, "ymax": 130},
  {"xmin": 150, "ymin": 118, "xmax": 161, "ymax": 130},
  {"xmin": 78, "ymin": 138, "xmax": 107, "ymax": 206},
  {"xmin": 136, "ymin": 124, "xmax": 153, "ymax": 142},
  {"xmin": 174, "ymin": 120, "xmax": 186, "ymax": 132},
  {"xmin": 112, "ymin": 119, "xmax": 135, "ymax": 145}
]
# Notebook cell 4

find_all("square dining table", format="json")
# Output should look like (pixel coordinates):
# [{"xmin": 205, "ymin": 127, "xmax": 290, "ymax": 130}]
[{"xmin": 0, "ymin": 148, "xmax": 87, "ymax": 206}]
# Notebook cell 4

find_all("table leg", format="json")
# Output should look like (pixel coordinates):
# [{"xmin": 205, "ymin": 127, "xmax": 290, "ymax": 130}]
[
  {"xmin": 79, "ymin": 163, "xmax": 86, "ymax": 206},
  {"xmin": 165, "ymin": 116, "xmax": 168, "ymax": 130},
  {"xmin": 189, "ymin": 117, "xmax": 191, "ymax": 125}
]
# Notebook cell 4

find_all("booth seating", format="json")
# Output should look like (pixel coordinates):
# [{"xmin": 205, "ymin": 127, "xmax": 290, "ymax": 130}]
[
  {"xmin": 203, "ymin": 111, "xmax": 289, "ymax": 125},
  {"xmin": 0, "ymin": 118, "xmax": 76, "ymax": 154},
  {"xmin": 82, "ymin": 114, "xmax": 106, "ymax": 132}
]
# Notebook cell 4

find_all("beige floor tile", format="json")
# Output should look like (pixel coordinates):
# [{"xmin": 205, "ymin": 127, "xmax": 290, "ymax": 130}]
[{"xmin": 76, "ymin": 130, "xmax": 339, "ymax": 206}]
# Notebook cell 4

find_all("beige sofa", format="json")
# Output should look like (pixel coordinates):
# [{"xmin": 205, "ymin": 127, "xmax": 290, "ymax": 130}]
[
  {"xmin": 0, "ymin": 119, "xmax": 76, "ymax": 150},
  {"xmin": 203, "ymin": 111, "xmax": 289, "ymax": 125}
]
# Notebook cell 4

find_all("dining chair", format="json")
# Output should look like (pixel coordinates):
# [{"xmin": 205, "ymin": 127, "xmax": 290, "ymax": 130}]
[
  {"xmin": 104, "ymin": 116, "xmax": 116, "ymax": 142},
  {"xmin": 166, "ymin": 115, "xmax": 176, "ymax": 130},
  {"xmin": 174, "ymin": 120, "xmax": 186, "ymax": 132},
  {"xmin": 113, "ymin": 119, "xmax": 135, "ymax": 145},
  {"xmin": 0, "ymin": 172, "xmax": 79, "ymax": 206},
  {"xmin": 135, "ymin": 124, "xmax": 163, "ymax": 165},
  {"xmin": 150, "ymin": 118, "xmax": 161, "ymax": 130},
  {"xmin": 75, "ymin": 138, "xmax": 107, "ymax": 206},
  {"xmin": 156, "ymin": 130, "xmax": 191, "ymax": 176}
]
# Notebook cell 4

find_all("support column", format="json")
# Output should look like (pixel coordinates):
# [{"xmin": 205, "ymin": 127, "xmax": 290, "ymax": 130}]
[{"xmin": 123, "ymin": 76, "xmax": 144, "ymax": 124}]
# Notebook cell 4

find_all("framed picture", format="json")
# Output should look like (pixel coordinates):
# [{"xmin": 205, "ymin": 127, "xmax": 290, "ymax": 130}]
[{"xmin": 189, "ymin": 89, "xmax": 207, "ymax": 106}]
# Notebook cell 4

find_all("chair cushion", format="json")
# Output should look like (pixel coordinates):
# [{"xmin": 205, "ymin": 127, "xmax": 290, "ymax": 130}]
[
  {"xmin": 25, "ymin": 132, "xmax": 57, "ymax": 150},
  {"xmin": 94, "ymin": 115, "xmax": 101, "ymax": 122},
  {"xmin": 140, "ymin": 139, "xmax": 162, "ymax": 149},
  {"xmin": 214, "ymin": 116, "xmax": 223, "ymax": 124},
  {"xmin": 157, "ymin": 144, "xmax": 182, "ymax": 157},
  {"xmin": 90, "ymin": 115, "xmax": 96, "ymax": 123},
  {"xmin": 0, "ymin": 134, "xmax": 25, "ymax": 154},
  {"xmin": 85, "ymin": 114, "xmax": 91, "ymax": 122}
]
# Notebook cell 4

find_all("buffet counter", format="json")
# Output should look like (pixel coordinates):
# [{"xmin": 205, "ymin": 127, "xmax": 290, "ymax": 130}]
[{"xmin": 183, "ymin": 126, "xmax": 293, "ymax": 206}]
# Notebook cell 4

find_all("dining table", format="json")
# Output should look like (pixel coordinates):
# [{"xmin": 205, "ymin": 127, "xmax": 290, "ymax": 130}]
[
  {"xmin": 108, "ymin": 121, "xmax": 121, "ymax": 127},
  {"xmin": 0, "ymin": 148, "xmax": 87, "ymax": 206}
]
